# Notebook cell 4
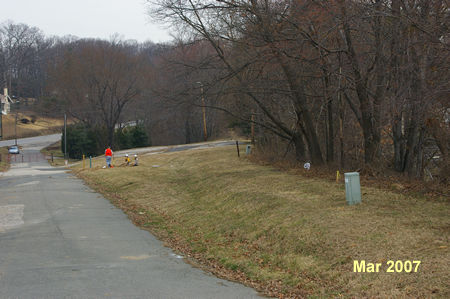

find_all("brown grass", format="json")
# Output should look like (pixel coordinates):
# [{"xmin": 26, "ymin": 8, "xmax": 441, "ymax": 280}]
[
  {"xmin": 250, "ymin": 147, "xmax": 450, "ymax": 202},
  {"xmin": 40, "ymin": 141, "xmax": 78, "ymax": 167},
  {"xmin": 0, "ymin": 147, "xmax": 10, "ymax": 172},
  {"xmin": 1, "ymin": 112, "xmax": 63, "ymax": 139},
  {"xmin": 73, "ymin": 145, "xmax": 449, "ymax": 298}
]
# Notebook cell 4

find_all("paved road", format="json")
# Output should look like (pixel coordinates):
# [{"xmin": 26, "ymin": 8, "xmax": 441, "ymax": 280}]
[
  {"xmin": 0, "ymin": 133, "xmax": 61, "ymax": 150},
  {"xmin": 0, "ymin": 136, "xmax": 261, "ymax": 298},
  {"xmin": 114, "ymin": 141, "xmax": 245, "ymax": 157}
]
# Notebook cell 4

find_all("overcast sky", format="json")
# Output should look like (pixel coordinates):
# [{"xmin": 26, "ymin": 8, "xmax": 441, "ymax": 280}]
[{"xmin": 0, "ymin": 0, "xmax": 173, "ymax": 43}]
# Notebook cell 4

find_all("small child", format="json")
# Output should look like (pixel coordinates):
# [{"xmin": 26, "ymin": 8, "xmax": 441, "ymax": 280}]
[
  {"xmin": 125, "ymin": 154, "xmax": 131, "ymax": 166},
  {"xmin": 134, "ymin": 154, "xmax": 138, "ymax": 166}
]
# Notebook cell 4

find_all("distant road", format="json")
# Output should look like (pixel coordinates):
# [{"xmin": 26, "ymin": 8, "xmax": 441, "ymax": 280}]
[
  {"xmin": 114, "ymin": 140, "xmax": 247, "ymax": 158},
  {"xmin": 0, "ymin": 133, "xmax": 246, "ymax": 157},
  {"xmin": 0, "ymin": 133, "xmax": 61, "ymax": 150}
]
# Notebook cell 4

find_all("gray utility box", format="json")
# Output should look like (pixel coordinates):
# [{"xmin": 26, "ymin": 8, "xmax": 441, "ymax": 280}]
[
  {"xmin": 344, "ymin": 172, "xmax": 361, "ymax": 205},
  {"xmin": 246, "ymin": 145, "xmax": 252, "ymax": 155}
]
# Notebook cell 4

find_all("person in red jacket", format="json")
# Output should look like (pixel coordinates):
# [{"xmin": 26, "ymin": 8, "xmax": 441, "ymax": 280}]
[{"xmin": 105, "ymin": 146, "xmax": 113, "ymax": 168}]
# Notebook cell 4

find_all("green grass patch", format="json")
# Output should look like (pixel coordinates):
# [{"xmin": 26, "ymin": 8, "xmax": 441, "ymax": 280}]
[{"xmin": 74, "ymin": 145, "xmax": 450, "ymax": 298}]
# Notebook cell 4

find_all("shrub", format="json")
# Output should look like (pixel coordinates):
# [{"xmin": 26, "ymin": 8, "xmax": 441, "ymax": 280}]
[
  {"xmin": 115, "ymin": 128, "xmax": 132, "ymax": 149},
  {"xmin": 62, "ymin": 124, "xmax": 102, "ymax": 159},
  {"xmin": 115, "ymin": 125, "xmax": 150, "ymax": 150},
  {"xmin": 62, "ymin": 123, "xmax": 150, "ymax": 159},
  {"xmin": 130, "ymin": 125, "xmax": 150, "ymax": 148}
]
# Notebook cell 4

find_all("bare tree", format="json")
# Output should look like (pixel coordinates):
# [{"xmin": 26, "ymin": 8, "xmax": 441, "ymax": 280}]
[
  {"xmin": 49, "ymin": 39, "xmax": 144, "ymax": 147},
  {"xmin": 0, "ymin": 21, "xmax": 45, "ymax": 97},
  {"xmin": 150, "ymin": 0, "xmax": 338, "ymax": 164}
]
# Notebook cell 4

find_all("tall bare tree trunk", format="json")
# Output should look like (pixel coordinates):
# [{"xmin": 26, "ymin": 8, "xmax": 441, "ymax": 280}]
[
  {"xmin": 392, "ymin": 114, "xmax": 405, "ymax": 171},
  {"xmin": 277, "ymin": 56, "xmax": 324, "ymax": 164},
  {"xmin": 339, "ymin": 0, "xmax": 383, "ymax": 165}
]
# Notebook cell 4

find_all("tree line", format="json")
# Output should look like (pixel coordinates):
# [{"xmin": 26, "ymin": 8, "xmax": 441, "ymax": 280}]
[
  {"xmin": 149, "ymin": 0, "xmax": 449, "ymax": 181},
  {"xmin": 0, "ymin": 0, "xmax": 448, "ymax": 181}
]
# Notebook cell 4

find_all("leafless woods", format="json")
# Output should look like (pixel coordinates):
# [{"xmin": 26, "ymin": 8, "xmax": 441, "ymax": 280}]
[
  {"xmin": 149, "ymin": 0, "xmax": 449, "ymax": 180},
  {"xmin": 0, "ymin": 0, "xmax": 448, "ymax": 180}
]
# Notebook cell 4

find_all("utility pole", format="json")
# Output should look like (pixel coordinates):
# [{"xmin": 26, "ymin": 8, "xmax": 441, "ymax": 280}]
[
  {"xmin": 64, "ymin": 113, "xmax": 67, "ymax": 161},
  {"xmin": 338, "ymin": 67, "xmax": 344, "ymax": 170},
  {"xmin": 0, "ymin": 86, "xmax": 6, "ymax": 140},
  {"xmin": 197, "ymin": 82, "xmax": 208, "ymax": 141},
  {"xmin": 14, "ymin": 111, "xmax": 18, "ymax": 146},
  {"xmin": 0, "ymin": 110, "xmax": 2, "ymax": 140},
  {"xmin": 251, "ymin": 111, "xmax": 255, "ymax": 144}
]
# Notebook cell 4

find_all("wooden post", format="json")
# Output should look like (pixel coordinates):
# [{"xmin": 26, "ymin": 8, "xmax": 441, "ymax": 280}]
[
  {"xmin": 251, "ymin": 112, "xmax": 255, "ymax": 144},
  {"xmin": 64, "ymin": 113, "xmax": 67, "ymax": 164},
  {"xmin": 201, "ymin": 87, "xmax": 207, "ymax": 141},
  {"xmin": 51, "ymin": 153, "xmax": 53, "ymax": 163},
  {"xmin": 338, "ymin": 67, "xmax": 344, "ymax": 170},
  {"xmin": 197, "ymin": 82, "xmax": 208, "ymax": 141},
  {"xmin": 15, "ymin": 112, "xmax": 18, "ymax": 146},
  {"xmin": 0, "ymin": 110, "xmax": 3, "ymax": 139},
  {"xmin": 236, "ymin": 141, "xmax": 240, "ymax": 157}
]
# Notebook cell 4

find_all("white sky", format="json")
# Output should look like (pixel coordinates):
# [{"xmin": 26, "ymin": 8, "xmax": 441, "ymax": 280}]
[{"xmin": 0, "ymin": 0, "xmax": 173, "ymax": 43}]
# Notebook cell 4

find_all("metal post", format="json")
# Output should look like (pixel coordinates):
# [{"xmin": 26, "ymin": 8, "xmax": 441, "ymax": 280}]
[
  {"xmin": 64, "ymin": 113, "xmax": 67, "ymax": 162},
  {"xmin": 15, "ymin": 112, "xmax": 18, "ymax": 146},
  {"xmin": 90, "ymin": 156, "xmax": 92, "ymax": 168}
]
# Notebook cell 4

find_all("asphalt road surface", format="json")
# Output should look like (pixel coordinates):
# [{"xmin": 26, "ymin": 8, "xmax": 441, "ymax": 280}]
[
  {"xmin": 0, "ymin": 136, "xmax": 261, "ymax": 298},
  {"xmin": 0, "ymin": 133, "xmax": 61, "ymax": 150}
]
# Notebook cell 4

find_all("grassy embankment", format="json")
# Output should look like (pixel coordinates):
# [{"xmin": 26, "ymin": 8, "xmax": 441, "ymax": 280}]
[
  {"xmin": 0, "ymin": 147, "xmax": 10, "ymax": 172},
  {"xmin": 73, "ymin": 145, "xmax": 449, "ymax": 298},
  {"xmin": 40, "ymin": 141, "xmax": 78, "ymax": 167},
  {"xmin": 1, "ymin": 112, "xmax": 63, "ymax": 139}
]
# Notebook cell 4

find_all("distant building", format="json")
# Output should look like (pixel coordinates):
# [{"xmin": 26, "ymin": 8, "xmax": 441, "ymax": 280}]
[{"xmin": 0, "ymin": 88, "xmax": 13, "ymax": 115}]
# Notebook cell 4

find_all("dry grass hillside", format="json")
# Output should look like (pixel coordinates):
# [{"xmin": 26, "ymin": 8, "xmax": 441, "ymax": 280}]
[
  {"xmin": 73, "ymin": 145, "xmax": 450, "ymax": 298},
  {"xmin": 1, "ymin": 112, "xmax": 63, "ymax": 139}
]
